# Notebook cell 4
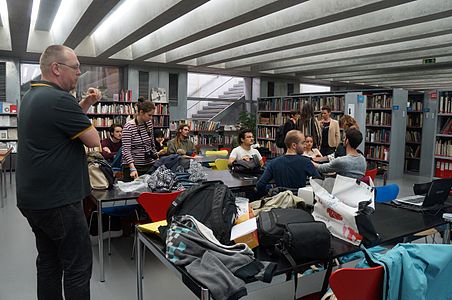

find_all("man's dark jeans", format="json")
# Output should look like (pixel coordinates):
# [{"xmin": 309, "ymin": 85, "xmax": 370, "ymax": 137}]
[{"xmin": 20, "ymin": 201, "xmax": 92, "ymax": 300}]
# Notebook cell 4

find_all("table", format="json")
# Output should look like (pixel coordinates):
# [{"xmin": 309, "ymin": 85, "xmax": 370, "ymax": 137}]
[
  {"xmin": 90, "ymin": 168, "xmax": 258, "ymax": 282},
  {"xmin": 0, "ymin": 147, "xmax": 13, "ymax": 207},
  {"xmin": 136, "ymin": 203, "xmax": 452, "ymax": 300}
]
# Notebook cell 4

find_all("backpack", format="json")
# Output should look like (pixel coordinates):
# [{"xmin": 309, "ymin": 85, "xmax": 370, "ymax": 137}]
[
  {"xmin": 275, "ymin": 124, "xmax": 285, "ymax": 148},
  {"xmin": 87, "ymin": 157, "xmax": 115, "ymax": 190},
  {"xmin": 166, "ymin": 181, "xmax": 237, "ymax": 244},
  {"xmin": 231, "ymin": 155, "xmax": 262, "ymax": 174},
  {"xmin": 258, "ymin": 208, "xmax": 331, "ymax": 262}
]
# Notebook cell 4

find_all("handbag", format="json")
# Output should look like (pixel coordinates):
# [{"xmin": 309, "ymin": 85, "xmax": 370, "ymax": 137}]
[
  {"xmin": 231, "ymin": 154, "xmax": 261, "ymax": 174},
  {"xmin": 311, "ymin": 175, "xmax": 380, "ymax": 246}
]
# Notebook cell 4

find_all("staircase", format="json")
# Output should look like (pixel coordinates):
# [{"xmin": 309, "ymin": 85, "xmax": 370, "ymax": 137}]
[{"xmin": 191, "ymin": 81, "xmax": 244, "ymax": 120}]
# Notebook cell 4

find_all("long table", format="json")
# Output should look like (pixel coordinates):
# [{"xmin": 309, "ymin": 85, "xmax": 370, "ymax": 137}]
[
  {"xmin": 136, "ymin": 203, "xmax": 452, "ymax": 300},
  {"xmin": 89, "ymin": 168, "xmax": 258, "ymax": 282}
]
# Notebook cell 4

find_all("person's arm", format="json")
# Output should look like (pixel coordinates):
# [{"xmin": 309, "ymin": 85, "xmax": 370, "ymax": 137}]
[
  {"xmin": 333, "ymin": 120, "xmax": 341, "ymax": 147},
  {"xmin": 147, "ymin": 121, "xmax": 158, "ymax": 157},
  {"xmin": 77, "ymin": 126, "xmax": 100, "ymax": 148},
  {"xmin": 305, "ymin": 159, "xmax": 321, "ymax": 178},
  {"xmin": 101, "ymin": 139, "xmax": 115, "ymax": 160},
  {"xmin": 316, "ymin": 158, "xmax": 340, "ymax": 174},
  {"xmin": 228, "ymin": 148, "xmax": 238, "ymax": 165},
  {"xmin": 79, "ymin": 87, "xmax": 102, "ymax": 113},
  {"xmin": 121, "ymin": 124, "xmax": 138, "ymax": 179},
  {"xmin": 256, "ymin": 164, "xmax": 273, "ymax": 195},
  {"xmin": 254, "ymin": 150, "xmax": 264, "ymax": 166}
]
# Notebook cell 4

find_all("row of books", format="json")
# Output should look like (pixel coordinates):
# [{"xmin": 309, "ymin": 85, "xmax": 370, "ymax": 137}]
[
  {"xmin": 405, "ymin": 144, "xmax": 421, "ymax": 159},
  {"xmin": 366, "ymin": 129, "xmax": 390, "ymax": 143},
  {"xmin": 311, "ymin": 96, "xmax": 345, "ymax": 112},
  {"xmin": 87, "ymin": 103, "xmax": 136, "ymax": 115},
  {"xmin": 258, "ymin": 140, "xmax": 284, "ymax": 156},
  {"xmin": 154, "ymin": 103, "xmax": 169, "ymax": 115},
  {"xmin": 90, "ymin": 116, "xmax": 129, "ymax": 127},
  {"xmin": 435, "ymin": 159, "xmax": 452, "ymax": 178},
  {"xmin": 113, "ymin": 90, "xmax": 133, "ymax": 102},
  {"xmin": 439, "ymin": 119, "xmax": 452, "ymax": 134},
  {"xmin": 187, "ymin": 134, "xmax": 234, "ymax": 146},
  {"xmin": 281, "ymin": 97, "xmax": 308, "ymax": 111},
  {"xmin": 0, "ymin": 141, "xmax": 17, "ymax": 153},
  {"xmin": 366, "ymin": 111, "xmax": 391, "ymax": 126},
  {"xmin": 0, "ymin": 128, "xmax": 17, "ymax": 140},
  {"xmin": 169, "ymin": 120, "xmax": 221, "ymax": 132},
  {"xmin": 434, "ymin": 139, "xmax": 452, "ymax": 157},
  {"xmin": 365, "ymin": 145, "xmax": 389, "ymax": 161},
  {"xmin": 367, "ymin": 94, "xmax": 392, "ymax": 109},
  {"xmin": 406, "ymin": 131, "xmax": 421, "ymax": 143},
  {"xmin": 0, "ymin": 102, "xmax": 17, "ymax": 114},
  {"xmin": 407, "ymin": 101, "xmax": 423, "ymax": 111},
  {"xmin": 406, "ymin": 114, "xmax": 423, "ymax": 127},
  {"xmin": 439, "ymin": 95, "xmax": 452, "ymax": 114},
  {"xmin": 152, "ymin": 115, "xmax": 170, "ymax": 127},
  {"xmin": 0, "ymin": 115, "xmax": 17, "ymax": 126},
  {"xmin": 257, "ymin": 127, "xmax": 277, "ymax": 140},
  {"xmin": 258, "ymin": 99, "xmax": 281, "ymax": 111}
]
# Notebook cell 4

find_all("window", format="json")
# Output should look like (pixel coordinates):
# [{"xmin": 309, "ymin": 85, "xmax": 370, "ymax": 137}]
[
  {"xmin": 0, "ymin": 62, "xmax": 6, "ymax": 101},
  {"xmin": 267, "ymin": 81, "xmax": 274, "ymax": 97},
  {"xmin": 169, "ymin": 73, "xmax": 178, "ymax": 100},
  {"xmin": 139, "ymin": 71, "xmax": 149, "ymax": 99},
  {"xmin": 287, "ymin": 83, "xmax": 294, "ymax": 96}
]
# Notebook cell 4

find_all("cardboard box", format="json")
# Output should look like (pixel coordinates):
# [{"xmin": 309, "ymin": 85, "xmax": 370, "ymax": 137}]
[{"xmin": 231, "ymin": 202, "xmax": 259, "ymax": 249}]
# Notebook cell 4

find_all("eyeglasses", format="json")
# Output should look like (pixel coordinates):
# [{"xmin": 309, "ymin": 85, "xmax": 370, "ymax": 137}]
[{"xmin": 56, "ymin": 62, "xmax": 80, "ymax": 71}]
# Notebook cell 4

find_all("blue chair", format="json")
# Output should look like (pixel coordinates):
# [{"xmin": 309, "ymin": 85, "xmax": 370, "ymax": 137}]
[{"xmin": 374, "ymin": 184, "xmax": 399, "ymax": 203}]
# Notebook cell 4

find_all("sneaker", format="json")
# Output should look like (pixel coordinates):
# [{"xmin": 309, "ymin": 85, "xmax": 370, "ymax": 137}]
[{"xmin": 90, "ymin": 229, "xmax": 123, "ymax": 245}]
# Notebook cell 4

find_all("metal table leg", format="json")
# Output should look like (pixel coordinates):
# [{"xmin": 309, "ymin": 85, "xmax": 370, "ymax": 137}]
[
  {"xmin": 9, "ymin": 151, "xmax": 12, "ymax": 184},
  {"xmin": 137, "ymin": 230, "xmax": 143, "ymax": 300},
  {"xmin": 444, "ymin": 223, "xmax": 451, "ymax": 244},
  {"xmin": 97, "ymin": 197, "xmax": 105, "ymax": 282},
  {"xmin": 200, "ymin": 287, "xmax": 210, "ymax": 300}
]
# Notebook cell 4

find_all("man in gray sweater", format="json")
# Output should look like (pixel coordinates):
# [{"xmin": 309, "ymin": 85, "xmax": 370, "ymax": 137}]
[{"xmin": 314, "ymin": 128, "xmax": 366, "ymax": 179}]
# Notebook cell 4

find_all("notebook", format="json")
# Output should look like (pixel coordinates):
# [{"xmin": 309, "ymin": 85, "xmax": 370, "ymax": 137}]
[{"xmin": 395, "ymin": 178, "xmax": 452, "ymax": 209}]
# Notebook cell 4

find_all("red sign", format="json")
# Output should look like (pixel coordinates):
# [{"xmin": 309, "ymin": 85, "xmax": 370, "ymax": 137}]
[{"xmin": 430, "ymin": 91, "xmax": 438, "ymax": 100}]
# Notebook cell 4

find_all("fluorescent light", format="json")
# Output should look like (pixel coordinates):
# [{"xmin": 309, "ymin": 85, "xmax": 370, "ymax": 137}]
[
  {"xmin": 50, "ymin": 0, "xmax": 72, "ymax": 37},
  {"xmin": 0, "ymin": 0, "xmax": 9, "ymax": 31},
  {"xmin": 92, "ymin": 0, "xmax": 132, "ymax": 39},
  {"xmin": 30, "ymin": 0, "xmax": 40, "ymax": 30}
]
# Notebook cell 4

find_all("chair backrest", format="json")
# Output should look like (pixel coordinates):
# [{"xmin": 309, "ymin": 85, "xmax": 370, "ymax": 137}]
[
  {"xmin": 205, "ymin": 150, "xmax": 228, "ymax": 157},
  {"xmin": 214, "ymin": 158, "xmax": 229, "ymax": 170},
  {"xmin": 359, "ymin": 175, "xmax": 371, "ymax": 185},
  {"xmin": 374, "ymin": 183, "xmax": 399, "ymax": 203},
  {"xmin": 137, "ymin": 191, "xmax": 184, "ymax": 222},
  {"xmin": 365, "ymin": 168, "xmax": 378, "ymax": 181},
  {"xmin": 329, "ymin": 266, "xmax": 384, "ymax": 300}
]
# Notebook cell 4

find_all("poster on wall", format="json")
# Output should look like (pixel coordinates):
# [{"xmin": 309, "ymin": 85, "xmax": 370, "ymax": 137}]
[{"xmin": 151, "ymin": 87, "xmax": 167, "ymax": 103}]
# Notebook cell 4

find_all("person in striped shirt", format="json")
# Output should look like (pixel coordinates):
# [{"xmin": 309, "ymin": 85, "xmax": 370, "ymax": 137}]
[{"xmin": 122, "ymin": 99, "xmax": 158, "ymax": 181}]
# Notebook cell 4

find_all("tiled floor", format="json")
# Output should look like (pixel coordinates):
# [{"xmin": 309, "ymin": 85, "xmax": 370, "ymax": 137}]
[{"xmin": 0, "ymin": 172, "xmax": 441, "ymax": 299}]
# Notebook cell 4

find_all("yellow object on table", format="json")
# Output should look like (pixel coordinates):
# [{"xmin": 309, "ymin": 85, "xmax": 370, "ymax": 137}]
[{"xmin": 138, "ymin": 220, "xmax": 168, "ymax": 235}]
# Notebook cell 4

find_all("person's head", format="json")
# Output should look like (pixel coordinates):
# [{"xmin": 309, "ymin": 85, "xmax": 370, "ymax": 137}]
[
  {"xmin": 177, "ymin": 124, "xmax": 190, "ymax": 139},
  {"xmin": 154, "ymin": 129, "xmax": 165, "ymax": 144},
  {"xmin": 238, "ymin": 128, "xmax": 254, "ymax": 147},
  {"xmin": 285, "ymin": 130, "xmax": 305, "ymax": 155},
  {"xmin": 345, "ymin": 128, "xmax": 363, "ymax": 149},
  {"xmin": 109, "ymin": 124, "xmax": 123, "ymax": 141},
  {"xmin": 289, "ymin": 110, "xmax": 300, "ymax": 121},
  {"xmin": 136, "ymin": 98, "xmax": 155, "ymax": 122},
  {"xmin": 304, "ymin": 135, "xmax": 314, "ymax": 151},
  {"xmin": 39, "ymin": 45, "xmax": 81, "ymax": 92},
  {"xmin": 321, "ymin": 106, "xmax": 331, "ymax": 121},
  {"xmin": 300, "ymin": 102, "xmax": 315, "ymax": 120},
  {"xmin": 340, "ymin": 115, "xmax": 359, "ymax": 131}
]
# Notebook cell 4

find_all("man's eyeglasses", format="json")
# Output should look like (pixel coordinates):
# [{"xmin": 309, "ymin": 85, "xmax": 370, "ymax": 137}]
[{"xmin": 57, "ymin": 62, "xmax": 80, "ymax": 71}]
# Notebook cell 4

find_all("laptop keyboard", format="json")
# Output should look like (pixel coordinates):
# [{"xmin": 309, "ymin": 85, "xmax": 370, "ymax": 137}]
[{"xmin": 397, "ymin": 195, "xmax": 424, "ymax": 204}]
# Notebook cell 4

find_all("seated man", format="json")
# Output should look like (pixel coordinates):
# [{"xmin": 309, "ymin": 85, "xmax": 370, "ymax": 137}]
[
  {"xmin": 314, "ymin": 128, "xmax": 366, "ymax": 179},
  {"xmin": 167, "ymin": 124, "xmax": 196, "ymax": 156},
  {"xmin": 256, "ymin": 130, "xmax": 319, "ymax": 196},
  {"xmin": 101, "ymin": 124, "xmax": 122, "ymax": 163},
  {"xmin": 228, "ymin": 128, "xmax": 264, "ymax": 166}
]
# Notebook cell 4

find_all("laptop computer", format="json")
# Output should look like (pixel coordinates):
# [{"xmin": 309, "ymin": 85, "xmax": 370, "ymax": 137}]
[{"xmin": 395, "ymin": 178, "xmax": 452, "ymax": 209}]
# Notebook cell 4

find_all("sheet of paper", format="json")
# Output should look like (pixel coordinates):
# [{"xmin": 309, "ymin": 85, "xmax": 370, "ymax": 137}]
[{"xmin": 230, "ymin": 218, "xmax": 257, "ymax": 240}]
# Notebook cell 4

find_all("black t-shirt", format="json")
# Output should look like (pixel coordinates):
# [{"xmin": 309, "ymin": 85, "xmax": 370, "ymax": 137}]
[
  {"xmin": 321, "ymin": 122, "xmax": 330, "ymax": 148},
  {"xmin": 16, "ymin": 81, "xmax": 92, "ymax": 210}
]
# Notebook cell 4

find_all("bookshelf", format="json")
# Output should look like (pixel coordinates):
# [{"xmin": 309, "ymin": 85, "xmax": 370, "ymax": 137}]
[
  {"xmin": 87, "ymin": 100, "xmax": 170, "ymax": 140},
  {"xmin": 169, "ymin": 120, "xmax": 237, "ymax": 150},
  {"xmin": 257, "ymin": 93, "xmax": 345, "ymax": 157},
  {"xmin": 404, "ymin": 93, "xmax": 424, "ymax": 173},
  {"xmin": 362, "ymin": 89, "xmax": 408, "ymax": 180},
  {"xmin": 0, "ymin": 102, "xmax": 18, "ymax": 154},
  {"xmin": 433, "ymin": 91, "xmax": 452, "ymax": 179}
]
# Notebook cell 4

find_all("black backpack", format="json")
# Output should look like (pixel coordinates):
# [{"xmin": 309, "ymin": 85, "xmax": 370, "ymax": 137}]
[
  {"xmin": 166, "ymin": 181, "xmax": 237, "ymax": 245},
  {"xmin": 275, "ymin": 124, "xmax": 285, "ymax": 148},
  {"xmin": 231, "ymin": 155, "xmax": 262, "ymax": 175},
  {"xmin": 258, "ymin": 208, "xmax": 331, "ymax": 262}
]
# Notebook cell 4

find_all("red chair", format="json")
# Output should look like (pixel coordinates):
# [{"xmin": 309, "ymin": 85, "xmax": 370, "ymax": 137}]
[
  {"xmin": 137, "ymin": 190, "xmax": 184, "ymax": 222},
  {"xmin": 365, "ymin": 168, "xmax": 378, "ymax": 181},
  {"xmin": 329, "ymin": 266, "xmax": 384, "ymax": 300}
]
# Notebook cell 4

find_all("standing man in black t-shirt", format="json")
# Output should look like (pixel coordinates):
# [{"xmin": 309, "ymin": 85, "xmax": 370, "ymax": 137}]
[{"xmin": 16, "ymin": 45, "xmax": 101, "ymax": 300}]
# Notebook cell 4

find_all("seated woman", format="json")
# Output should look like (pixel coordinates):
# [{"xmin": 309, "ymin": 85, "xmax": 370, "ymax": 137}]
[
  {"xmin": 303, "ymin": 135, "xmax": 322, "ymax": 159},
  {"xmin": 154, "ymin": 129, "xmax": 168, "ymax": 156},
  {"xmin": 167, "ymin": 124, "xmax": 196, "ymax": 156}
]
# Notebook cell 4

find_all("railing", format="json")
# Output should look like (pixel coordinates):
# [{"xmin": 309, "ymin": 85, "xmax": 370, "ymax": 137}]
[{"xmin": 187, "ymin": 77, "xmax": 236, "ymax": 112}]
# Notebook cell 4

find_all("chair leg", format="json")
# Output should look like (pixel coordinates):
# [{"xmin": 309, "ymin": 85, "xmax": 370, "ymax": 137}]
[
  {"xmin": 108, "ymin": 215, "xmax": 112, "ymax": 256},
  {"xmin": 131, "ymin": 210, "xmax": 140, "ymax": 260}
]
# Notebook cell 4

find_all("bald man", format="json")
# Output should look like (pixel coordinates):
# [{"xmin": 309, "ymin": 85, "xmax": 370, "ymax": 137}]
[{"xmin": 17, "ymin": 45, "xmax": 101, "ymax": 300}]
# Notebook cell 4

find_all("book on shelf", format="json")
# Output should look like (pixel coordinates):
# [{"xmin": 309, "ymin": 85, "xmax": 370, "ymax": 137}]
[
  {"xmin": 435, "ymin": 160, "xmax": 452, "ymax": 178},
  {"xmin": 367, "ymin": 94, "xmax": 392, "ymax": 109},
  {"xmin": 407, "ymin": 114, "xmax": 423, "ymax": 127},
  {"xmin": 258, "ymin": 98, "xmax": 281, "ymax": 111},
  {"xmin": 407, "ymin": 100, "xmax": 423, "ymax": 111},
  {"xmin": 440, "ymin": 118, "xmax": 452, "ymax": 134},
  {"xmin": 366, "ymin": 128, "xmax": 390, "ymax": 143},
  {"xmin": 7, "ymin": 128, "xmax": 17, "ymax": 140},
  {"xmin": 405, "ymin": 145, "xmax": 421, "ymax": 158},
  {"xmin": 119, "ymin": 90, "xmax": 133, "ymax": 102},
  {"xmin": 435, "ymin": 139, "xmax": 452, "ymax": 157},
  {"xmin": 405, "ymin": 131, "xmax": 421, "ymax": 143},
  {"xmin": 0, "ymin": 115, "xmax": 17, "ymax": 126},
  {"xmin": 0, "ymin": 130, "xmax": 7, "ymax": 140},
  {"xmin": 365, "ymin": 145, "xmax": 389, "ymax": 161},
  {"xmin": 439, "ymin": 94, "xmax": 452, "ymax": 114}
]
